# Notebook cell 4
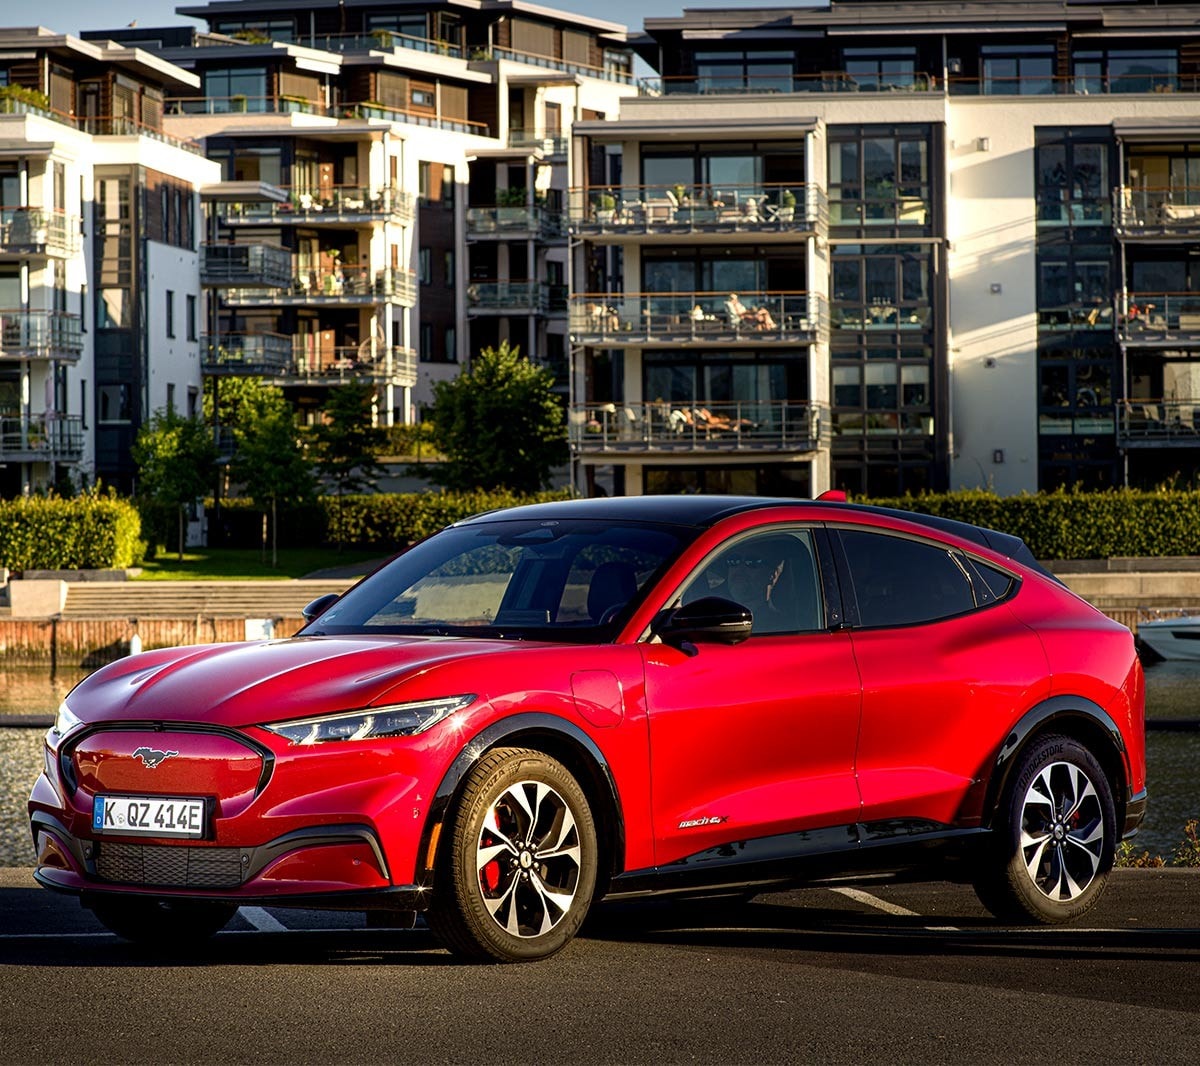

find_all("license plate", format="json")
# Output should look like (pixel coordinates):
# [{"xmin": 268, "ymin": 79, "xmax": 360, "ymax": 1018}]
[{"xmin": 92, "ymin": 795, "xmax": 207, "ymax": 839}]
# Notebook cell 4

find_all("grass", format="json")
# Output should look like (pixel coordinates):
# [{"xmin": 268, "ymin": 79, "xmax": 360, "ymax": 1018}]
[{"xmin": 134, "ymin": 547, "xmax": 386, "ymax": 581}]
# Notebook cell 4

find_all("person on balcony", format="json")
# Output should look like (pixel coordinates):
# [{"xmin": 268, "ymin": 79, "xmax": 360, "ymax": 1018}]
[{"xmin": 726, "ymin": 293, "xmax": 776, "ymax": 330}]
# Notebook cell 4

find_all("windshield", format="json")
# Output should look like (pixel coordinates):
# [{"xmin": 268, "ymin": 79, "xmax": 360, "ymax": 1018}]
[{"xmin": 303, "ymin": 518, "xmax": 689, "ymax": 642}]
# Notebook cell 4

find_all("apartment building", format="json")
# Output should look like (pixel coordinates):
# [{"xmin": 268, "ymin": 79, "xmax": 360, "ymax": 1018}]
[
  {"xmin": 90, "ymin": 1, "xmax": 635, "ymax": 439},
  {"xmin": 568, "ymin": 0, "xmax": 1200, "ymax": 497},
  {"xmin": 0, "ymin": 28, "xmax": 216, "ymax": 495}
]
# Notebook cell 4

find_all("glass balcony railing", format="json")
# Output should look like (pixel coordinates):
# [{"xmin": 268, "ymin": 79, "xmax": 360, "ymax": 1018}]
[
  {"xmin": 0, "ymin": 412, "xmax": 84, "ymax": 460},
  {"xmin": 343, "ymin": 101, "xmax": 489, "ymax": 135},
  {"xmin": 466, "ymin": 281, "xmax": 548, "ymax": 314},
  {"xmin": 1115, "ymin": 293, "xmax": 1200, "ymax": 343},
  {"xmin": 216, "ymin": 185, "xmax": 414, "ymax": 225},
  {"xmin": 568, "ymin": 400, "xmax": 828, "ymax": 453},
  {"xmin": 949, "ymin": 73, "xmax": 1195, "ymax": 96},
  {"xmin": 465, "ymin": 205, "xmax": 565, "ymax": 240},
  {"xmin": 289, "ymin": 346, "xmax": 418, "ymax": 385},
  {"xmin": 201, "ymin": 243, "xmax": 292, "ymax": 288},
  {"xmin": 300, "ymin": 30, "xmax": 464, "ymax": 59},
  {"xmin": 0, "ymin": 310, "xmax": 83, "ymax": 358},
  {"xmin": 491, "ymin": 46, "xmax": 635, "ymax": 84},
  {"xmin": 0, "ymin": 208, "xmax": 80, "ymax": 256},
  {"xmin": 168, "ymin": 94, "xmax": 332, "ymax": 117},
  {"xmin": 832, "ymin": 302, "xmax": 933, "ymax": 332},
  {"xmin": 202, "ymin": 332, "xmax": 293, "ymax": 374},
  {"xmin": 640, "ymin": 72, "xmax": 936, "ymax": 96},
  {"xmin": 1118, "ymin": 399, "xmax": 1200, "ymax": 444},
  {"xmin": 569, "ymin": 184, "xmax": 825, "ymax": 237},
  {"xmin": 1115, "ymin": 186, "xmax": 1200, "ymax": 237},
  {"xmin": 224, "ymin": 266, "xmax": 417, "ymax": 306},
  {"xmin": 507, "ymin": 129, "xmax": 568, "ymax": 155},
  {"xmin": 570, "ymin": 291, "xmax": 826, "ymax": 344},
  {"xmin": 1, "ymin": 97, "xmax": 202, "ymax": 152}
]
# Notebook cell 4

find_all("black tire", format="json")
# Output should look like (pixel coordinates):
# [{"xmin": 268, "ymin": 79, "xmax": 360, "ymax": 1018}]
[
  {"xmin": 973, "ymin": 733, "xmax": 1116, "ymax": 924},
  {"xmin": 428, "ymin": 747, "xmax": 598, "ymax": 963},
  {"xmin": 88, "ymin": 897, "xmax": 238, "ymax": 945}
]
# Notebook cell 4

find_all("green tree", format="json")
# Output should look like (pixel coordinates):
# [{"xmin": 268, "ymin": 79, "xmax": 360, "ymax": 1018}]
[
  {"xmin": 131, "ymin": 410, "xmax": 218, "ymax": 560},
  {"xmin": 202, "ymin": 376, "xmax": 285, "ymax": 435},
  {"xmin": 428, "ymin": 341, "xmax": 566, "ymax": 493},
  {"xmin": 229, "ymin": 404, "xmax": 316, "ymax": 567},
  {"xmin": 311, "ymin": 382, "xmax": 387, "ymax": 550}
]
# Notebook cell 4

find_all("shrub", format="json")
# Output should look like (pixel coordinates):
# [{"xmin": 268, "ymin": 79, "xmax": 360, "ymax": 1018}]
[
  {"xmin": 863, "ymin": 487, "xmax": 1200, "ymax": 560},
  {"xmin": 0, "ymin": 491, "xmax": 142, "ymax": 572}
]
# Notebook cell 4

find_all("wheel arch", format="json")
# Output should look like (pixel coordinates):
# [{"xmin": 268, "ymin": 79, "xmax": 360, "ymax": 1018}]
[
  {"xmin": 982, "ymin": 696, "xmax": 1130, "ymax": 831},
  {"xmin": 417, "ymin": 713, "xmax": 625, "ymax": 895}
]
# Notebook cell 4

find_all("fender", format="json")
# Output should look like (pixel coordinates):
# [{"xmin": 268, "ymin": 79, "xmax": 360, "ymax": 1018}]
[
  {"xmin": 982, "ymin": 694, "xmax": 1130, "ymax": 828},
  {"xmin": 415, "ymin": 712, "xmax": 626, "ymax": 888}
]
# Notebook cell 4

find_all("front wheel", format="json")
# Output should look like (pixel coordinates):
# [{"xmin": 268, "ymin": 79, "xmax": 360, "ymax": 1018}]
[
  {"xmin": 88, "ymin": 897, "xmax": 238, "ymax": 945},
  {"xmin": 428, "ymin": 747, "xmax": 598, "ymax": 962},
  {"xmin": 974, "ymin": 733, "xmax": 1116, "ymax": 924}
]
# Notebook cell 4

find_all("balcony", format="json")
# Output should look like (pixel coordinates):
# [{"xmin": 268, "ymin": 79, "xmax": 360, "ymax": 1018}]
[
  {"xmin": 1, "ymin": 97, "xmax": 202, "ymax": 153},
  {"xmin": 1119, "ymin": 400, "xmax": 1200, "ymax": 448},
  {"xmin": 569, "ymin": 184, "xmax": 825, "ymax": 241},
  {"xmin": 216, "ymin": 185, "xmax": 415, "ymax": 226},
  {"xmin": 202, "ymin": 332, "xmax": 293, "ymax": 375},
  {"xmin": 299, "ymin": 30, "xmax": 465, "ymax": 60},
  {"xmin": 0, "ymin": 310, "xmax": 83, "ymax": 359},
  {"xmin": 0, "ymin": 413, "xmax": 84, "ymax": 462},
  {"xmin": 288, "ymin": 346, "xmax": 418, "ymax": 387},
  {"xmin": 343, "ymin": 101, "xmax": 489, "ymax": 136},
  {"xmin": 640, "ymin": 71, "xmax": 937, "ymax": 95},
  {"xmin": 507, "ymin": 129, "xmax": 568, "ymax": 156},
  {"xmin": 833, "ymin": 302, "xmax": 934, "ymax": 333},
  {"xmin": 491, "ymin": 46, "xmax": 636, "ymax": 85},
  {"xmin": 224, "ymin": 266, "xmax": 417, "ymax": 307},
  {"xmin": 1116, "ymin": 293, "xmax": 1200, "ymax": 346},
  {"xmin": 465, "ymin": 205, "xmax": 565, "ymax": 241},
  {"xmin": 0, "ymin": 208, "xmax": 80, "ymax": 257},
  {"xmin": 201, "ymin": 244, "xmax": 292, "ymax": 288},
  {"xmin": 169, "ymin": 94, "xmax": 333, "ymax": 117},
  {"xmin": 570, "ymin": 292, "xmax": 826, "ymax": 347},
  {"xmin": 569, "ymin": 400, "xmax": 828, "ymax": 457},
  {"xmin": 466, "ymin": 281, "xmax": 548, "ymax": 315},
  {"xmin": 1115, "ymin": 187, "xmax": 1200, "ymax": 240},
  {"xmin": 948, "ymin": 73, "xmax": 1198, "ymax": 96}
]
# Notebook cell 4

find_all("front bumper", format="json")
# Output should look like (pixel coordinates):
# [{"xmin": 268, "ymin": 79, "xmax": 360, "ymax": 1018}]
[{"xmin": 30, "ymin": 811, "xmax": 432, "ymax": 911}]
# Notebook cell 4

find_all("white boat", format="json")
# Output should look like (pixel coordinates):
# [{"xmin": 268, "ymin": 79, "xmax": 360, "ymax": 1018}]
[{"xmin": 1137, "ymin": 612, "xmax": 1200, "ymax": 660}]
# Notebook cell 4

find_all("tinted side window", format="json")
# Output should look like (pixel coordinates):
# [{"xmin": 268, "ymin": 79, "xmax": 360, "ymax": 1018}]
[
  {"xmin": 965, "ymin": 557, "xmax": 1015, "ymax": 602},
  {"xmin": 839, "ymin": 529, "xmax": 976, "ymax": 627}
]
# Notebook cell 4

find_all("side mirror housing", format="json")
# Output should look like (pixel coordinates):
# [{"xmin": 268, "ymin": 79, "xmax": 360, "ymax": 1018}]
[
  {"xmin": 302, "ymin": 593, "xmax": 341, "ymax": 623},
  {"xmin": 657, "ymin": 596, "xmax": 753, "ymax": 648}
]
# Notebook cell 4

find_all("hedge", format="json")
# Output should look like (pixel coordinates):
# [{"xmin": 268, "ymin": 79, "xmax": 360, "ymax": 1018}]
[
  {"xmin": 0, "ymin": 493, "xmax": 142, "ymax": 572},
  {"xmin": 208, "ymin": 489, "xmax": 573, "ymax": 552},
  {"xmin": 865, "ymin": 487, "xmax": 1200, "ymax": 560}
]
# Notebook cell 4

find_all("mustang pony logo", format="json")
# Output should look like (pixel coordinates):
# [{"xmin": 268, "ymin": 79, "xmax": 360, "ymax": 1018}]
[{"xmin": 132, "ymin": 746, "xmax": 179, "ymax": 769}]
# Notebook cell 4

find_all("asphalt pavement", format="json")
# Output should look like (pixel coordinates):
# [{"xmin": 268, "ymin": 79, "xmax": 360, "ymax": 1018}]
[{"xmin": 1, "ymin": 868, "xmax": 1198, "ymax": 1064}]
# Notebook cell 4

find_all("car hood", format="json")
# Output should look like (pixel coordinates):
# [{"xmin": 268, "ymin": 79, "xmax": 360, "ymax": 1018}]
[{"xmin": 64, "ymin": 635, "xmax": 536, "ymax": 729}]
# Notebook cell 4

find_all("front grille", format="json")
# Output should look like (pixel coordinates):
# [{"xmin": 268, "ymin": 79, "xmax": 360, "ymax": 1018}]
[{"xmin": 96, "ymin": 843, "xmax": 244, "ymax": 888}]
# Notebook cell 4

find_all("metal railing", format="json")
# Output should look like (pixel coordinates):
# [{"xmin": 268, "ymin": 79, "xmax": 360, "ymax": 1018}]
[
  {"xmin": 832, "ymin": 302, "xmax": 934, "ymax": 331},
  {"xmin": 569, "ymin": 183, "xmax": 825, "ymax": 237},
  {"xmin": 507, "ymin": 129, "xmax": 568, "ymax": 155},
  {"xmin": 224, "ymin": 266, "xmax": 417, "ymax": 305},
  {"xmin": 570, "ymin": 291, "xmax": 826, "ymax": 343},
  {"xmin": 201, "ymin": 332, "xmax": 293, "ymax": 374},
  {"xmin": 343, "ymin": 101, "xmax": 488, "ymax": 135},
  {"xmin": 1115, "ymin": 186, "xmax": 1200, "ymax": 237},
  {"xmin": 201, "ymin": 243, "xmax": 292, "ymax": 288},
  {"xmin": 569, "ymin": 400, "xmax": 828, "ymax": 452},
  {"xmin": 0, "ymin": 310, "xmax": 83, "ymax": 358},
  {"xmin": 466, "ymin": 281, "xmax": 548, "ymax": 313},
  {"xmin": 1115, "ymin": 293, "xmax": 1200, "ymax": 343},
  {"xmin": 300, "ymin": 30, "xmax": 464, "ymax": 59},
  {"xmin": 1038, "ymin": 303, "xmax": 1115, "ymax": 333},
  {"xmin": 216, "ymin": 184, "xmax": 414, "ymax": 225},
  {"xmin": 1119, "ymin": 400, "xmax": 1200, "ymax": 444},
  {"xmin": 640, "ymin": 71, "xmax": 937, "ymax": 95},
  {"xmin": 1, "ymin": 97, "xmax": 202, "ymax": 153},
  {"xmin": 0, "ymin": 207, "xmax": 80, "ymax": 256},
  {"xmin": 168, "ymin": 94, "xmax": 331, "ymax": 117},
  {"xmin": 465, "ymin": 205, "xmax": 565, "ymax": 240},
  {"xmin": 948, "ymin": 73, "xmax": 1194, "ymax": 96},
  {"xmin": 289, "ymin": 346, "xmax": 418, "ymax": 385},
  {"xmin": 0, "ymin": 413, "xmax": 84, "ymax": 460},
  {"xmin": 491, "ymin": 46, "xmax": 636, "ymax": 84}
]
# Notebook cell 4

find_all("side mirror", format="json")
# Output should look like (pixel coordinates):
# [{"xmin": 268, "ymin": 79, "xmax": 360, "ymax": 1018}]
[
  {"xmin": 302, "ymin": 593, "xmax": 341, "ymax": 623},
  {"xmin": 657, "ymin": 596, "xmax": 753, "ymax": 648}
]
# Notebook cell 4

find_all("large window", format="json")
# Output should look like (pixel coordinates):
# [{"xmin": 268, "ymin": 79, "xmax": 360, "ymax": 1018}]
[
  {"xmin": 644, "ymin": 351, "xmax": 805, "ymax": 408},
  {"xmin": 212, "ymin": 19, "xmax": 294, "ymax": 42},
  {"xmin": 690, "ymin": 50, "xmax": 794, "ymax": 94},
  {"xmin": 831, "ymin": 245, "xmax": 932, "ymax": 332},
  {"xmin": 1036, "ymin": 245, "xmax": 1113, "ymax": 331},
  {"xmin": 982, "ymin": 45, "xmax": 1054, "ymax": 95},
  {"xmin": 832, "ymin": 343, "xmax": 933, "ymax": 440},
  {"xmin": 828, "ymin": 127, "xmax": 932, "ymax": 229},
  {"xmin": 641, "ymin": 247, "xmax": 805, "ymax": 296},
  {"xmin": 639, "ymin": 142, "xmax": 805, "ymax": 203},
  {"xmin": 1036, "ymin": 131, "xmax": 1111, "ymax": 226},
  {"xmin": 843, "ymin": 47, "xmax": 919, "ymax": 91},
  {"xmin": 203, "ymin": 68, "xmax": 269, "ymax": 112},
  {"xmin": 1073, "ymin": 49, "xmax": 1177, "ymax": 94}
]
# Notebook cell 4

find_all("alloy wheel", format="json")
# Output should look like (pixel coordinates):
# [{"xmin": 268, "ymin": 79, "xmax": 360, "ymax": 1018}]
[{"xmin": 1019, "ymin": 761, "xmax": 1105, "ymax": 901}]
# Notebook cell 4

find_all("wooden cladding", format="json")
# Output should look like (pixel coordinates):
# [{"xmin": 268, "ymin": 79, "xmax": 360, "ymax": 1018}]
[
  {"xmin": 376, "ymin": 71, "xmax": 409, "ymax": 110},
  {"xmin": 279, "ymin": 71, "xmax": 321, "ymax": 102},
  {"xmin": 511, "ymin": 18, "xmax": 554, "ymax": 59}
]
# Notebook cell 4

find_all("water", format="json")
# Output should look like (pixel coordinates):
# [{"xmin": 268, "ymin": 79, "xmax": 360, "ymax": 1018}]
[{"xmin": 1, "ymin": 662, "xmax": 1197, "ymax": 868}]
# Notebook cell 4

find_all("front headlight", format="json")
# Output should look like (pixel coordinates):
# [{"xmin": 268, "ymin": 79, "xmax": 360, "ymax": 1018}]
[
  {"xmin": 53, "ymin": 702, "xmax": 83, "ymax": 737},
  {"xmin": 261, "ymin": 694, "xmax": 475, "ymax": 746}
]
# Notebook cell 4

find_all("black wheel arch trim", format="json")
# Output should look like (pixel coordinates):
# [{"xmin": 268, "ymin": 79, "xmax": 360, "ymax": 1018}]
[
  {"xmin": 983, "ymin": 695, "xmax": 1132, "ymax": 829},
  {"xmin": 417, "ymin": 712, "xmax": 625, "ymax": 887}
]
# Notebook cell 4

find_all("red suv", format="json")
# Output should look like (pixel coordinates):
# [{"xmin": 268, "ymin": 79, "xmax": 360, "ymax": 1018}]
[{"xmin": 29, "ymin": 496, "xmax": 1146, "ymax": 961}]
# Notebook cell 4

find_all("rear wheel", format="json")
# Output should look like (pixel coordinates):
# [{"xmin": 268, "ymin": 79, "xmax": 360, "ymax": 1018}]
[
  {"xmin": 88, "ymin": 897, "xmax": 238, "ymax": 944},
  {"xmin": 428, "ymin": 747, "xmax": 598, "ymax": 963},
  {"xmin": 974, "ymin": 734, "xmax": 1116, "ymax": 924}
]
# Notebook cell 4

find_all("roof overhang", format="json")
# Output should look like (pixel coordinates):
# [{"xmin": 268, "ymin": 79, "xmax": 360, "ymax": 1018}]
[
  {"xmin": 0, "ymin": 142, "xmax": 57, "ymax": 159},
  {"xmin": 1113, "ymin": 118, "xmax": 1200, "ymax": 142},
  {"xmin": 199, "ymin": 179, "xmax": 289, "ymax": 203},
  {"xmin": 574, "ymin": 115, "xmax": 819, "ymax": 141}
]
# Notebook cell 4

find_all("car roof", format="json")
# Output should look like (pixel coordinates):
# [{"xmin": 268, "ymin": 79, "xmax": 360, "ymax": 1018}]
[{"xmin": 456, "ymin": 495, "xmax": 1055, "ymax": 579}]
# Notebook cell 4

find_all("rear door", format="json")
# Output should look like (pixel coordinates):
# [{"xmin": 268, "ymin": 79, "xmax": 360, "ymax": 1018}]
[
  {"xmin": 834, "ymin": 527, "xmax": 1050, "ymax": 831},
  {"xmin": 641, "ymin": 525, "xmax": 863, "ymax": 866}
]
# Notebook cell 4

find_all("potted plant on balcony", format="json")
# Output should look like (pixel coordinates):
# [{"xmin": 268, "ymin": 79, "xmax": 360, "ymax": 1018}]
[
  {"xmin": 497, "ymin": 186, "xmax": 529, "ymax": 226},
  {"xmin": 778, "ymin": 187, "xmax": 797, "ymax": 222},
  {"xmin": 370, "ymin": 28, "xmax": 394, "ymax": 49},
  {"xmin": 594, "ymin": 191, "xmax": 617, "ymax": 225}
]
